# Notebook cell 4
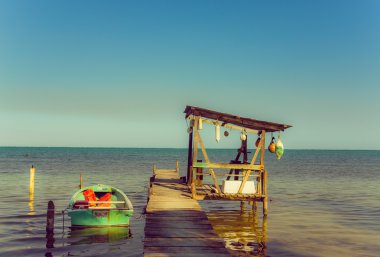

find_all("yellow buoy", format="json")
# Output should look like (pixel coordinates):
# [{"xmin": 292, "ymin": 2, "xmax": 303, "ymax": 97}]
[{"xmin": 240, "ymin": 131, "xmax": 247, "ymax": 141}]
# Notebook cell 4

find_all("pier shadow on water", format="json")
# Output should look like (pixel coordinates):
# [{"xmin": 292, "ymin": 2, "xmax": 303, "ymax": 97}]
[{"xmin": 205, "ymin": 203, "xmax": 267, "ymax": 257}]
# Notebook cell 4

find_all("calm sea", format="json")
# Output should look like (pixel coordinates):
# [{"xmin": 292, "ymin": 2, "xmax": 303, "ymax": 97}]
[{"xmin": 0, "ymin": 147, "xmax": 379, "ymax": 257}]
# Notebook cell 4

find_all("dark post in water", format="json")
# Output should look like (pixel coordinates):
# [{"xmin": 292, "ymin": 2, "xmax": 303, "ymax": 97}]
[{"xmin": 46, "ymin": 200, "xmax": 55, "ymax": 232}]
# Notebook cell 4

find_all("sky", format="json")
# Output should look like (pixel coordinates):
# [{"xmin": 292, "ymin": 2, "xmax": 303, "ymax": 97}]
[{"xmin": 0, "ymin": 0, "xmax": 379, "ymax": 149}]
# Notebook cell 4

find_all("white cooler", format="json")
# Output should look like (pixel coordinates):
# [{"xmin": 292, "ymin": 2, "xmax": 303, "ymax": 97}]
[{"xmin": 221, "ymin": 180, "xmax": 256, "ymax": 194}]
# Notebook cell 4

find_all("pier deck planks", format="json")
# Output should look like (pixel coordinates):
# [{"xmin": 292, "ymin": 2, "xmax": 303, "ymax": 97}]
[{"xmin": 144, "ymin": 169, "xmax": 230, "ymax": 257}]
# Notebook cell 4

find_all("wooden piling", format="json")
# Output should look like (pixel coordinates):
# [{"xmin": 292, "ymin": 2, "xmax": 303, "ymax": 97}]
[
  {"xmin": 79, "ymin": 174, "xmax": 83, "ymax": 189},
  {"xmin": 240, "ymin": 201, "xmax": 245, "ymax": 212},
  {"xmin": 29, "ymin": 165, "xmax": 35, "ymax": 196},
  {"xmin": 187, "ymin": 121, "xmax": 194, "ymax": 185},
  {"xmin": 195, "ymin": 160, "xmax": 203, "ymax": 186},
  {"xmin": 45, "ymin": 201, "xmax": 55, "ymax": 252},
  {"xmin": 263, "ymin": 170, "xmax": 268, "ymax": 216},
  {"xmin": 191, "ymin": 182, "xmax": 197, "ymax": 199},
  {"xmin": 46, "ymin": 200, "xmax": 55, "ymax": 232}
]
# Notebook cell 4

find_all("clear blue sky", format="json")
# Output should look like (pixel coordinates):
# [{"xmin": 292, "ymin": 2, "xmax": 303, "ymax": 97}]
[{"xmin": 0, "ymin": 0, "xmax": 379, "ymax": 149}]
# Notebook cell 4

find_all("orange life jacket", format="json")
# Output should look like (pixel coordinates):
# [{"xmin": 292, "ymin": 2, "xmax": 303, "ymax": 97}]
[
  {"xmin": 98, "ymin": 193, "xmax": 111, "ymax": 207},
  {"xmin": 83, "ymin": 189, "xmax": 97, "ymax": 206}
]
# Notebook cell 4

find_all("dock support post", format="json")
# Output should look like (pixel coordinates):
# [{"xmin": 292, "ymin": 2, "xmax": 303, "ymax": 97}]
[
  {"xmin": 263, "ymin": 170, "xmax": 268, "ymax": 216},
  {"xmin": 240, "ymin": 201, "xmax": 246, "ymax": 212},
  {"xmin": 262, "ymin": 215, "xmax": 268, "ymax": 250},
  {"xmin": 195, "ymin": 160, "xmax": 203, "ymax": 186},
  {"xmin": 251, "ymin": 201, "xmax": 257, "ymax": 212},
  {"xmin": 191, "ymin": 182, "xmax": 197, "ymax": 199},
  {"xmin": 187, "ymin": 121, "xmax": 194, "ymax": 185}
]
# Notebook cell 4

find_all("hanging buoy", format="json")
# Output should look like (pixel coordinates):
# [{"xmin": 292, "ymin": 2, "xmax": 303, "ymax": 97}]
[
  {"xmin": 276, "ymin": 138, "xmax": 284, "ymax": 160},
  {"xmin": 198, "ymin": 117, "xmax": 203, "ymax": 130},
  {"xmin": 255, "ymin": 131, "xmax": 262, "ymax": 147},
  {"xmin": 224, "ymin": 131, "xmax": 229, "ymax": 137},
  {"xmin": 255, "ymin": 137, "xmax": 261, "ymax": 147},
  {"xmin": 240, "ymin": 131, "xmax": 247, "ymax": 141},
  {"xmin": 268, "ymin": 137, "xmax": 276, "ymax": 153},
  {"xmin": 215, "ymin": 124, "xmax": 220, "ymax": 143}
]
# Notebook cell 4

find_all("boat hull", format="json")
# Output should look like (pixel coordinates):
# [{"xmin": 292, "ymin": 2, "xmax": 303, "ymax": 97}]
[{"xmin": 68, "ymin": 209, "xmax": 133, "ymax": 227}]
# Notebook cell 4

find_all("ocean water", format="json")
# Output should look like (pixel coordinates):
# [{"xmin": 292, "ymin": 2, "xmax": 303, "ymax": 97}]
[{"xmin": 0, "ymin": 147, "xmax": 379, "ymax": 257}]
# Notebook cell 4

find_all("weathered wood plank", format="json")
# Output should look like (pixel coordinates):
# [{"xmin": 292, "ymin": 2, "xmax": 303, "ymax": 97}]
[
  {"xmin": 145, "ymin": 167, "xmax": 231, "ymax": 257},
  {"xmin": 193, "ymin": 162, "xmax": 262, "ymax": 170}
]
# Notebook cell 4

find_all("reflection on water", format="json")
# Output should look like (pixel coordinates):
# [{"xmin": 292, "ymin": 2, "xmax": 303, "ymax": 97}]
[
  {"xmin": 68, "ymin": 227, "xmax": 132, "ymax": 245},
  {"xmin": 44, "ymin": 226, "xmax": 133, "ymax": 257},
  {"xmin": 206, "ymin": 202, "xmax": 267, "ymax": 256},
  {"xmin": 29, "ymin": 192, "xmax": 36, "ymax": 215}
]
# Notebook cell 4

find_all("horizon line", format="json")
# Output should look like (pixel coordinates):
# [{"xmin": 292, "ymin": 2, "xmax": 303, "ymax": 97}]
[{"xmin": 0, "ymin": 146, "xmax": 379, "ymax": 151}]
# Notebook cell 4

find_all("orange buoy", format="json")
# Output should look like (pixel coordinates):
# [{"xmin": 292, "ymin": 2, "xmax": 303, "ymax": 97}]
[
  {"xmin": 268, "ymin": 137, "xmax": 276, "ymax": 153},
  {"xmin": 255, "ymin": 137, "xmax": 261, "ymax": 147}
]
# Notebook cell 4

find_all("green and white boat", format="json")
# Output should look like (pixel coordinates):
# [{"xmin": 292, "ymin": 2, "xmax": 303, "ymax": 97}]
[{"xmin": 67, "ymin": 184, "xmax": 133, "ymax": 227}]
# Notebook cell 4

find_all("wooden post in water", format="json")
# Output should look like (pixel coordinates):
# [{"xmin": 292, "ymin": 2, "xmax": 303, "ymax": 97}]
[
  {"xmin": 79, "ymin": 174, "xmax": 83, "ymax": 189},
  {"xmin": 28, "ymin": 165, "xmax": 35, "ymax": 213},
  {"xmin": 46, "ymin": 201, "xmax": 55, "ymax": 232},
  {"xmin": 262, "ymin": 215, "xmax": 267, "ymax": 250},
  {"xmin": 250, "ymin": 200, "xmax": 257, "ymax": 212},
  {"xmin": 263, "ymin": 170, "xmax": 268, "ymax": 216},
  {"xmin": 260, "ymin": 131, "xmax": 268, "ymax": 216},
  {"xmin": 46, "ymin": 201, "xmax": 55, "ymax": 252},
  {"xmin": 29, "ymin": 165, "xmax": 35, "ymax": 196},
  {"xmin": 240, "ymin": 201, "xmax": 246, "ymax": 212},
  {"xmin": 176, "ymin": 160, "xmax": 179, "ymax": 175}
]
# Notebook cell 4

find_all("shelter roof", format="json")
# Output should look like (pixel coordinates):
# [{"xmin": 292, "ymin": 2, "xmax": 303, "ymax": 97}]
[{"xmin": 184, "ymin": 105, "xmax": 292, "ymax": 132}]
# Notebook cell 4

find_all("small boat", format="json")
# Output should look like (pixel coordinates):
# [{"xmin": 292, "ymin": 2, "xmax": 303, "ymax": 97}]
[{"xmin": 67, "ymin": 184, "xmax": 133, "ymax": 227}]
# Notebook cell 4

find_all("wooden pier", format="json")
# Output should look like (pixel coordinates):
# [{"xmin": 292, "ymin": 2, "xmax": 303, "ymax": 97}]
[
  {"xmin": 144, "ymin": 106, "xmax": 291, "ymax": 256},
  {"xmin": 144, "ymin": 163, "xmax": 231, "ymax": 257},
  {"xmin": 184, "ymin": 106, "xmax": 291, "ymax": 216}
]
